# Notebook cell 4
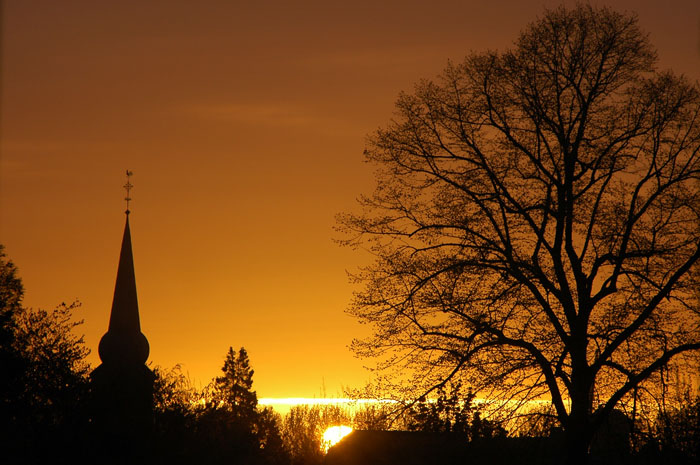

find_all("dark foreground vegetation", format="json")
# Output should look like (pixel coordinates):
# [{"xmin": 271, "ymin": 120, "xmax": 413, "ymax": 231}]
[
  {"xmin": 1, "ymin": 245, "xmax": 699, "ymax": 464},
  {"xmin": 3, "ymin": 2, "xmax": 700, "ymax": 464}
]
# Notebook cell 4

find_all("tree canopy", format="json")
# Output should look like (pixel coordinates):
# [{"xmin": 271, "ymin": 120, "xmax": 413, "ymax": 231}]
[
  {"xmin": 215, "ymin": 346, "xmax": 259, "ymax": 415},
  {"xmin": 338, "ymin": 5, "xmax": 700, "ymax": 464},
  {"xmin": 0, "ymin": 246, "xmax": 91, "ymax": 464}
]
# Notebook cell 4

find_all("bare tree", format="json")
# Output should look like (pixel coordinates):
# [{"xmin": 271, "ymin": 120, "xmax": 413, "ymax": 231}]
[{"xmin": 338, "ymin": 5, "xmax": 700, "ymax": 464}]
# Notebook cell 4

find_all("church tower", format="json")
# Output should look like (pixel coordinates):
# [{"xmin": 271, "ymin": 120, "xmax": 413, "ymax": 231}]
[{"xmin": 91, "ymin": 171, "xmax": 155, "ymax": 458}]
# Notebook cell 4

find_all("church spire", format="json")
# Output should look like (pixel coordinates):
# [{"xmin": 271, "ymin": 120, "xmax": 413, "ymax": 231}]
[
  {"xmin": 106, "ymin": 215, "xmax": 143, "ymax": 334},
  {"xmin": 97, "ymin": 171, "xmax": 149, "ymax": 366},
  {"xmin": 90, "ymin": 171, "xmax": 155, "ymax": 459}
]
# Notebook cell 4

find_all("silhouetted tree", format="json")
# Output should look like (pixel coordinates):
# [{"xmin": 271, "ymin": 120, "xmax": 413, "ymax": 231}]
[
  {"xmin": 513, "ymin": 403, "xmax": 561, "ymax": 438},
  {"xmin": 404, "ymin": 381, "xmax": 505, "ymax": 441},
  {"xmin": 0, "ymin": 246, "xmax": 91, "ymax": 464},
  {"xmin": 190, "ymin": 346, "xmax": 289, "ymax": 465},
  {"xmin": 351, "ymin": 402, "xmax": 394, "ymax": 431},
  {"xmin": 281, "ymin": 403, "xmax": 352, "ymax": 465},
  {"xmin": 153, "ymin": 364, "xmax": 199, "ymax": 414},
  {"xmin": 14, "ymin": 302, "xmax": 90, "ymax": 422},
  {"xmin": 405, "ymin": 382, "xmax": 473, "ymax": 436},
  {"xmin": 652, "ymin": 393, "xmax": 700, "ymax": 464},
  {"xmin": 282, "ymin": 405, "xmax": 324, "ymax": 465},
  {"xmin": 338, "ymin": 5, "xmax": 700, "ymax": 464},
  {"xmin": 0, "ymin": 245, "xmax": 28, "ymax": 460},
  {"xmin": 256, "ymin": 406, "xmax": 289, "ymax": 465},
  {"xmin": 151, "ymin": 365, "xmax": 199, "ymax": 462},
  {"xmin": 215, "ymin": 346, "xmax": 258, "ymax": 417}
]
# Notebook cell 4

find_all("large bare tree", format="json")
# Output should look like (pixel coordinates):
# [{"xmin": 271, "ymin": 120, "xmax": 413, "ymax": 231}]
[{"xmin": 338, "ymin": 5, "xmax": 700, "ymax": 464}]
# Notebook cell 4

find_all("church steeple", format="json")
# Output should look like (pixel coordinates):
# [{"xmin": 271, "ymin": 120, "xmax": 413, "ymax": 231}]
[
  {"xmin": 91, "ymin": 171, "xmax": 155, "ymax": 460},
  {"xmin": 97, "ymin": 213, "xmax": 150, "ymax": 366},
  {"xmin": 97, "ymin": 170, "xmax": 149, "ymax": 366},
  {"xmin": 108, "ymin": 215, "xmax": 141, "ymax": 333}
]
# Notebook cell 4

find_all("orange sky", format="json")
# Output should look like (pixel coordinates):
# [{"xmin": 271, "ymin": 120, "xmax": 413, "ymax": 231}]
[{"xmin": 1, "ymin": 0, "xmax": 699, "ymax": 399}]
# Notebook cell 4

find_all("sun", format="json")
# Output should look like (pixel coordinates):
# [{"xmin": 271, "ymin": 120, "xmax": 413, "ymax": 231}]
[{"xmin": 322, "ymin": 425, "xmax": 353, "ymax": 451}]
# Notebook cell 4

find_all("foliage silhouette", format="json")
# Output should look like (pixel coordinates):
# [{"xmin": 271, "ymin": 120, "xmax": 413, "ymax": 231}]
[
  {"xmin": 182, "ymin": 346, "xmax": 290, "ymax": 465},
  {"xmin": 0, "ymin": 246, "xmax": 91, "ymax": 464},
  {"xmin": 151, "ymin": 365, "xmax": 199, "ymax": 462},
  {"xmin": 214, "ymin": 346, "xmax": 258, "ymax": 416},
  {"xmin": 1, "ymin": 241, "xmax": 697, "ymax": 464},
  {"xmin": 337, "ymin": 4, "xmax": 700, "ymax": 464},
  {"xmin": 399, "ymin": 381, "xmax": 506, "ymax": 444},
  {"xmin": 650, "ymin": 393, "xmax": 700, "ymax": 464},
  {"xmin": 281, "ymin": 403, "xmax": 353, "ymax": 465},
  {"xmin": 405, "ymin": 382, "xmax": 474, "ymax": 435},
  {"xmin": 282, "ymin": 404, "xmax": 326, "ymax": 465},
  {"xmin": 149, "ymin": 348, "xmax": 290, "ymax": 464},
  {"xmin": 0, "ymin": 245, "xmax": 27, "ymax": 454}
]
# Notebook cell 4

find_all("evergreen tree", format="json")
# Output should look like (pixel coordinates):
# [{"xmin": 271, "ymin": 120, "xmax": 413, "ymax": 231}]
[
  {"xmin": 215, "ymin": 346, "xmax": 258, "ymax": 416},
  {"xmin": 194, "ymin": 346, "xmax": 289, "ymax": 464}
]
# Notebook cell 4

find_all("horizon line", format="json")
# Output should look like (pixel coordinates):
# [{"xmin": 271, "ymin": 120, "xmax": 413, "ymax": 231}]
[{"xmin": 258, "ymin": 397, "xmax": 395, "ymax": 405}]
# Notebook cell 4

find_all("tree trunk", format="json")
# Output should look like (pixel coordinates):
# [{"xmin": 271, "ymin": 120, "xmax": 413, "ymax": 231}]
[
  {"xmin": 564, "ymin": 424, "xmax": 591, "ymax": 465},
  {"xmin": 565, "ymin": 357, "xmax": 593, "ymax": 465},
  {"xmin": 562, "ymin": 389, "xmax": 596, "ymax": 465}
]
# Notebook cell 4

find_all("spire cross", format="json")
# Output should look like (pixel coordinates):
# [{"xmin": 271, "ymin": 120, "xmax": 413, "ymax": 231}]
[{"xmin": 124, "ymin": 170, "xmax": 133, "ymax": 215}]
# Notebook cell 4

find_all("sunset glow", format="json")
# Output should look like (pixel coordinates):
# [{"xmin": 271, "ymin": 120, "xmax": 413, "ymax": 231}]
[
  {"xmin": 3, "ymin": 2, "xmax": 700, "ymax": 464},
  {"xmin": 322, "ymin": 425, "xmax": 353, "ymax": 451},
  {"xmin": 1, "ymin": 0, "xmax": 698, "ymax": 402}
]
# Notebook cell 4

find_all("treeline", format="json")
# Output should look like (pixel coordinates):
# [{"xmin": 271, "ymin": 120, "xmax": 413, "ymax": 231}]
[
  {"xmin": 1, "ymin": 246, "xmax": 699, "ymax": 464},
  {"xmin": 1, "ymin": 246, "xmax": 91, "ymax": 464}
]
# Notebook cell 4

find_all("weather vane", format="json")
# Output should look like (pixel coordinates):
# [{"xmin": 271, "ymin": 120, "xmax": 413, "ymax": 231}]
[{"xmin": 124, "ymin": 170, "xmax": 133, "ymax": 215}]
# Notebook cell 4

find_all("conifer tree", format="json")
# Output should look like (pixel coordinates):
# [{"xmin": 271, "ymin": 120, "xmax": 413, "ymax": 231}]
[{"xmin": 215, "ymin": 346, "xmax": 258, "ymax": 417}]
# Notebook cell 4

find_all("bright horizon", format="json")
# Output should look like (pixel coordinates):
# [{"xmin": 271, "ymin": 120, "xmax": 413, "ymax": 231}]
[{"xmin": 1, "ymin": 0, "xmax": 698, "ymax": 399}]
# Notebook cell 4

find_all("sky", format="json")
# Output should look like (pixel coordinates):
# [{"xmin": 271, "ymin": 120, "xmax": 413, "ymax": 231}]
[{"xmin": 1, "ymin": 0, "xmax": 699, "ymax": 399}]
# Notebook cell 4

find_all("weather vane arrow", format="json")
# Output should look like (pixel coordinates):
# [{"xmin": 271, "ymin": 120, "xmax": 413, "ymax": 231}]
[{"xmin": 124, "ymin": 170, "xmax": 133, "ymax": 215}]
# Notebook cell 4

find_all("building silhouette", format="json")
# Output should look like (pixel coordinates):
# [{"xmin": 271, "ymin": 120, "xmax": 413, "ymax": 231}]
[
  {"xmin": 324, "ymin": 430, "xmax": 469, "ymax": 465},
  {"xmin": 91, "ymin": 209, "xmax": 155, "ymax": 460}
]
